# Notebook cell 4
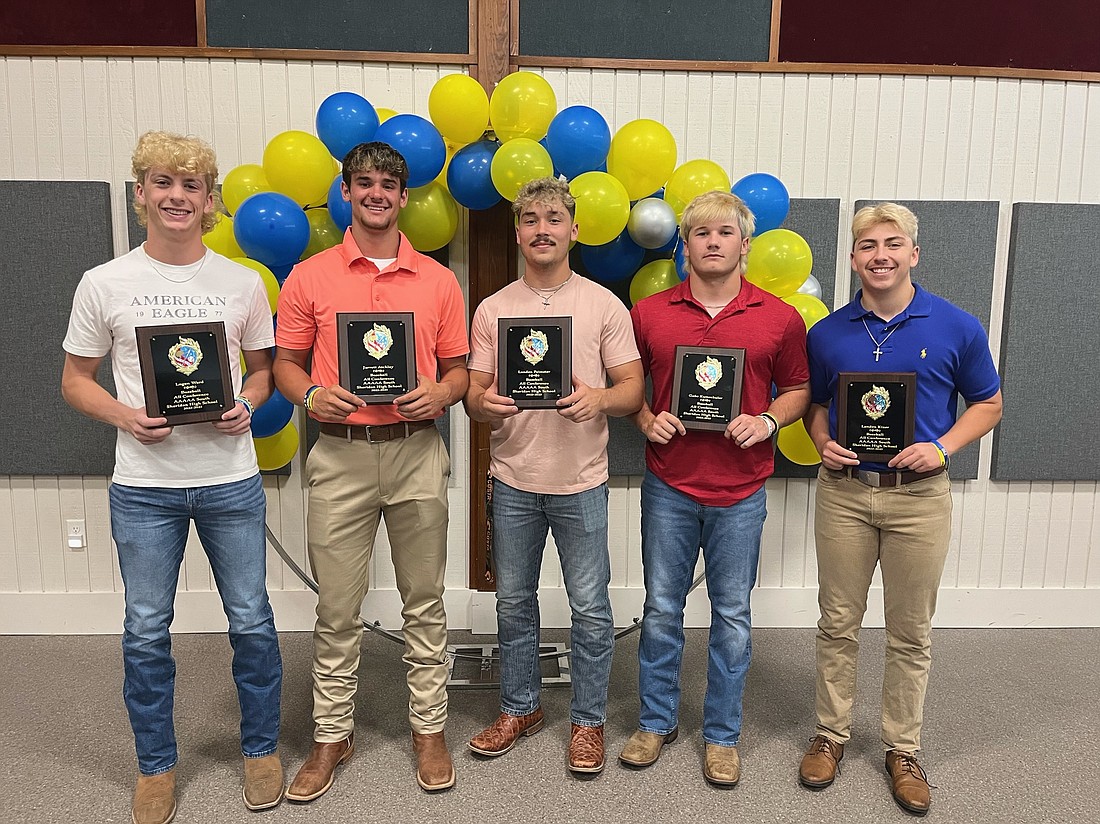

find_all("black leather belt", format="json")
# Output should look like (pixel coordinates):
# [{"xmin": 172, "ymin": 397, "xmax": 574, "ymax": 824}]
[
  {"xmin": 843, "ymin": 466, "xmax": 945, "ymax": 488},
  {"xmin": 319, "ymin": 420, "xmax": 435, "ymax": 443}
]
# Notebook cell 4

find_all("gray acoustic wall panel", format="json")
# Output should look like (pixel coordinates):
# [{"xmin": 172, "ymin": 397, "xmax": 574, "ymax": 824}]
[
  {"xmin": 992, "ymin": 203, "xmax": 1100, "ymax": 481},
  {"xmin": 848, "ymin": 200, "xmax": 1000, "ymax": 480},
  {"xmin": 0, "ymin": 181, "xmax": 117, "ymax": 475},
  {"xmin": 773, "ymin": 198, "xmax": 842, "ymax": 478}
]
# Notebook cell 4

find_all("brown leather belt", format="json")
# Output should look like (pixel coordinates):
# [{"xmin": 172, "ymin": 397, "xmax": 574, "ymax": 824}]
[
  {"xmin": 843, "ymin": 466, "xmax": 945, "ymax": 488},
  {"xmin": 319, "ymin": 420, "xmax": 435, "ymax": 443}
]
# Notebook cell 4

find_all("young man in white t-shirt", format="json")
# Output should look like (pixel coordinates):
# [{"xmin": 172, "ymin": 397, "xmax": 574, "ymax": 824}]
[
  {"xmin": 464, "ymin": 177, "xmax": 644, "ymax": 775},
  {"xmin": 61, "ymin": 131, "xmax": 283, "ymax": 824}
]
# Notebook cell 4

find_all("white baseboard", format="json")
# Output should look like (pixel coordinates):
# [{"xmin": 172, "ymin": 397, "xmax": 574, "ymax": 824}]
[{"xmin": 1, "ymin": 586, "xmax": 1097, "ymax": 634}]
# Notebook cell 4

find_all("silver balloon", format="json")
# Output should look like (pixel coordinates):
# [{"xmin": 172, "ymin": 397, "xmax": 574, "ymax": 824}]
[
  {"xmin": 794, "ymin": 274, "xmax": 822, "ymax": 300},
  {"xmin": 627, "ymin": 197, "xmax": 678, "ymax": 249}
]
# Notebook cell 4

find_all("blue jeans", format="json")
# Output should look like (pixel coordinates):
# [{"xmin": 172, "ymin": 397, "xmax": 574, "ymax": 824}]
[
  {"xmin": 491, "ymin": 479, "xmax": 613, "ymax": 727},
  {"xmin": 638, "ymin": 472, "xmax": 766, "ymax": 746},
  {"xmin": 110, "ymin": 475, "xmax": 282, "ymax": 775}
]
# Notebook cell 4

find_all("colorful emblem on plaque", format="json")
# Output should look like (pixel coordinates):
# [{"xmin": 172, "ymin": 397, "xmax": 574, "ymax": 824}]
[
  {"xmin": 520, "ymin": 329, "xmax": 549, "ymax": 365},
  {"xmin": 167, "ymin": 336, "xmax": 203, "ymax": 375},
  {"xmin": 363, "ymin": 323, "xmax": 394, "ymax": 361},
  {"xmin": 860, "ymin": 384, "xmax": 891, "ymax": 420},
  {"xmin": 694, "ymin": 356, "xmax": 722, "ymax": 391}
]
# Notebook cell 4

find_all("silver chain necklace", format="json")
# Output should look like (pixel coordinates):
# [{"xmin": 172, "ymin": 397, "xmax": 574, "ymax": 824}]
[
  {"xmin": 862, "ymin": 316, "xmax": 906, "ymax": 362},
  {"xmin": 522, "ymin": 272, "xmax": 574, "ymax": 307},
  {"xmin": 143, "ymin": 245, "xmax": 208, "ymax": 283}
]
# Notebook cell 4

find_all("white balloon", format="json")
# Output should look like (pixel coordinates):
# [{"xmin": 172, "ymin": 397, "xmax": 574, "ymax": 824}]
[
  {"xmin": 794, "ymin": 274, "xmax": 822, "ymax": 300},
  {"xmin": 627, "ymin": 197, "xmax": 678, "ymax": 249}
]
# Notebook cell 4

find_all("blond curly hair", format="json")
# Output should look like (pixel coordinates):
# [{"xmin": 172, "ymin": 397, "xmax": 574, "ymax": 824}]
[{"xmin": 131, "ymin": 130, "xmax": 220, "ymax": 234}]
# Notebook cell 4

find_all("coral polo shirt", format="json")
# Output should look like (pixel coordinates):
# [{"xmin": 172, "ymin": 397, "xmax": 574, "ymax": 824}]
[{"xmin": 276, "ymin": 229, "xmax": 469, "ymax": 426}]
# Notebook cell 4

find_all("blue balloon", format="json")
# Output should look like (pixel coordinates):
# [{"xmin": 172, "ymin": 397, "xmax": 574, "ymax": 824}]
[
  {"xmin": 731, "ymin": 173, "xmax": 790, "ymax": 235},
  {"xmin": 250, "ymin": 388, "xmax": 294, "ymax": 438},
  {"xmin": 327, "ymin": 175, "xmax": 351, "ymax": 231},
  {"xmin": 316, "ymin": 92, "xmax": 380, "ymax": 163},
  {"xmin": 233, "ymin": 192, "xmax": 310, "ymax": 268},
  {"xmin": 673, "ymin": 235, "xmax": 689, "ymax": 281},
  {"xmin": 373, "ymin": 114, "xmax": 446, "ymax": 188},
  {"xmin": 447, "ymin": 141, "xmax": 502, "ymax": 211},
  {"xmin": 579, "ymin": 230, "xmax": 645, "ymax": 283},
  {"xmin": 545, "ymin": 106, "xmax": 611, "ymax": 180},
  {"xmin": 538, "ymin": 137, "xmax": 563, "ymax": 179},
  {"xmin": 269, "ymin": 263, "xmax": 294, "ymax": 285}
]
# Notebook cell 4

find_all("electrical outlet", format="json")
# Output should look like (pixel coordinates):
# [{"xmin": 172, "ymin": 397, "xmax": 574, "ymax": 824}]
[{"xmin": 66, "ymin": 519, "xmax": 86, "ymax": 550}]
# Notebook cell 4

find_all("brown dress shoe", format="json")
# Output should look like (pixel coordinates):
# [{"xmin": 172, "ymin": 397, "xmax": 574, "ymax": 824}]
[
  {"xmin": 885, "ymin": 750, "xmax": 932, "ymax": 815},
  {"xmin": 285, "ymin": 735, "xmax": 354, "ymax": 803},
  {"xmin": 468, "ymin": 708, "xmax": 545, "ymax": 757},
  {"xmin": 619, "ymin": 728, "xmax": 678, "ymax": 768},
  {"xmin": 412, "ymin": 731, "xmax": 455, "ymax": 792},
  {"xmin": 132, "ymin": 769, "xmax": 176, "ymax": 824},
  {"xmin": 703, "ymin": 743, "xmax": 741, "ymax": 787},
  {"xmin": 243, "ymin": 752, "xmax": 284, "ymax": 811},
  {"xmin": 568, "ymin": 724, "xmax": 605, "ymax": 774},
  {"xmin": 799, "ymin": 735, "xmax": 844, "ymax": 789}
]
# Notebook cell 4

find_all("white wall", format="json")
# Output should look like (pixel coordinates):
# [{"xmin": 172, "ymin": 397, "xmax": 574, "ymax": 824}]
[{"xmin": 1, "ymin": 57, "xmax": 1097, "ymax": 633}]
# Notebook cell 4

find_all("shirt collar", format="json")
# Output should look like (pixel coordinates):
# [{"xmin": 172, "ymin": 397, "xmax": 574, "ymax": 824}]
[
  {"xmin": 667, "ymin": 277, "xmax": 766, "ymax": 314},
  {"xmin": 338, "ymin": 228, "xmax": 420, "ymax": 275},
  {"xmin": 847, "ymin": 281, "xmax": 932, "ymax": 321}
]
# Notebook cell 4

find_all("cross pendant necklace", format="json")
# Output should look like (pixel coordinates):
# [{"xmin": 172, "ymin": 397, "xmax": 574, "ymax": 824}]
[{"xmin": 862, "ymin": 317, "xmax": 904, "ymax": 362}]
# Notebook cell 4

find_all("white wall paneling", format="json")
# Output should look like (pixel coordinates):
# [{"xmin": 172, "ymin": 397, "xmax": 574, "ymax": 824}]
[{"xmin": 0, "ymin": 58, "xmax": 1097, "ymax": 631}]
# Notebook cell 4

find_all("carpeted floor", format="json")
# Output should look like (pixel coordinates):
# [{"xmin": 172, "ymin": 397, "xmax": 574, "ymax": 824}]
[{"xmin": 1, "ymin": 627, "xmax": 1097, "ymax": 824}]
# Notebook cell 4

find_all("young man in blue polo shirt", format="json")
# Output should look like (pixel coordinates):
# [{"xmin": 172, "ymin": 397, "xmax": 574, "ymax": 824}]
[{"xmin": 798, "ymin": 203, "xmax": 1002, "ymax": 815}]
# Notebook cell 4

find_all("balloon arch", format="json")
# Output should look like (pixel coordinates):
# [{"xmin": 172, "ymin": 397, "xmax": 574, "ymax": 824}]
[{"xmin": 208, "ymin": 71, "xmax": 827, "ymax": 468}]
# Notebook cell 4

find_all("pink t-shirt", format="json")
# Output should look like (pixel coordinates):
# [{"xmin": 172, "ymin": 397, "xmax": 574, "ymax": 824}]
[
  {"xmin": 468, "ymin": 274, "xmax": 640, "ymax": 494},
  {"xmin": 276, "ymin": 230, "xmax": 469, "ymax": 426}
]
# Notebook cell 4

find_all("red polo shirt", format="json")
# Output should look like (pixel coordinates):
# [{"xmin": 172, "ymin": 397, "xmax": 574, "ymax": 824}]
[{"xmin": 630, "ymin": 279, "xmax": 808, "ymax": 506}]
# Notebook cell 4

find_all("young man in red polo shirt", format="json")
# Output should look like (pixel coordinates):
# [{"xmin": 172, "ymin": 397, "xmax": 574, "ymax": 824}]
[{"xmin": 622, "ymin": 190, "xmax": 809, "ymax": 786}]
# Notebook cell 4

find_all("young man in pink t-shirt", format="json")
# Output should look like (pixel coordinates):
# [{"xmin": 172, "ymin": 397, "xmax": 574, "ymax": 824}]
[
  {"xmin": 464, "ymin": 177, "xmax": 643, "ymax": 775},
  {"xmin": 623, "ymin": 191, "xmax": 810, "ymax": 787}
]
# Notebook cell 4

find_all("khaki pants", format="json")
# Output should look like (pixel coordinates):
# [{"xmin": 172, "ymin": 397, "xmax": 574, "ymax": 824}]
[
  {"xmin": 305, "ymin": 428, "xmax": 451, "ymax": 740},
  {"xmin": 812, "ymin": 467, "xmax": 951, "ymax": 753}
]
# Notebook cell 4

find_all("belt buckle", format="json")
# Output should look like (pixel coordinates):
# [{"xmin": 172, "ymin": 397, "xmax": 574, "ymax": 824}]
[
  {"xmin": 856, "ymin": 469, "xmax": 882, "ymax": 488},
  {"xmin": 363, "ymin": 425, "xmax": 376, "ymax": 444}
]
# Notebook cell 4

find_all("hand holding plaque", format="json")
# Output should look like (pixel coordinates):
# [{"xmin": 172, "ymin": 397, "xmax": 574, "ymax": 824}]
[
  {"xmin": 836, "ymin": 372, "xmax": 916, "ymax": 461},
  {"xmin": 497, "ymin": 316, "xmax": 572, "ymax": 409},
  {"xmin": 670, "ymin": 345, "xmax": 745, "ymax": 431},
  {"xmin": 337, "ymin": 312, "xmax": 417, "ymax": 404},
  {"xmin": 137, "ymin": 322, "xmax": 233, "ymax": 426}
]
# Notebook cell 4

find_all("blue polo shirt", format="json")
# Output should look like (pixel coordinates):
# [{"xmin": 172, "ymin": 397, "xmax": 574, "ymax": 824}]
[{"xmin": 807, "ymin": 283, "xmax": 1000, "ymax": 471}]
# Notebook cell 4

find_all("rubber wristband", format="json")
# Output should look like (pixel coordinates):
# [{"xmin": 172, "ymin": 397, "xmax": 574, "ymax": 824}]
[
  {"xmin": 759, "ymin": 412, "xmax": 778, "ymax": 436},
  {"xmin": 303, "ymin": 385, "xmax": 323, "ymax": 411},
  {"xmin": 932, "ymin": 439, "xmax": 949, "ymax": 467},
  {"xmin": 235, "ymin": 395, "xmax": 254, "ymax": 417}
]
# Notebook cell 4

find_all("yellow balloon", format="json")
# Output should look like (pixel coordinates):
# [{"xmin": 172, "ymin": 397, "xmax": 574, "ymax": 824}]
[
  {"xmin": 570, "ymin": 171, "xmax": 631, "ymax": 246},
  {"xmin": 606, "ymin": 119, "xmax": 677, "ymax": 201},
  {"xmin": 254, "ymin": 422, "xmax": 299, "ymax": 471},
  {"xmin": 490, "ymin": 138, "xmax": 553, "ymax": 202},
  {"xmin": 429, "ymin": 74, "xmax": 490, "ymax": 144},
  {"xmin": 745, "ymin": 229, "xmax": 814, "ymax": 298},
  {"xmin": 376, "ymin": 107, "xmax": 398, "ymax": 123},
  {"xmin": 222, "ymin": 164, "xmax": 270, "ymax": 215},
  {"xmin": 204, "ymin": 213, "xmax": 245, "ymax": 258},
  {"xmin": 489, "ymin": 71, "xmax": 557, "ymax": 142},
  {"xmin": 629, "ymin": 259, "xmax": 680, "ymax": 305},
  {"xmin": 302, "ymin": 208, "xmax": 343, "ymax": 260},
  {"xmin": 262, "ymin": 130, "xmax": 334, "ymax": 208},
  {"xmin": 398, "ymin": 182, "xmax": 460, "ymax": 252},
  {"xmin": 232, "ymin": 257, "xmax": 280, "ymax": 314},
  {"xmin": 783, "ymin": 293, "xmax": 830, "ymax": 330},
  {"xmin": 663, "ymin": 159, "xmax": 731, "ymax": 222},
  {"xmin": 777, "ymin": 419, "xmax": 821, "ymax": 466}
]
